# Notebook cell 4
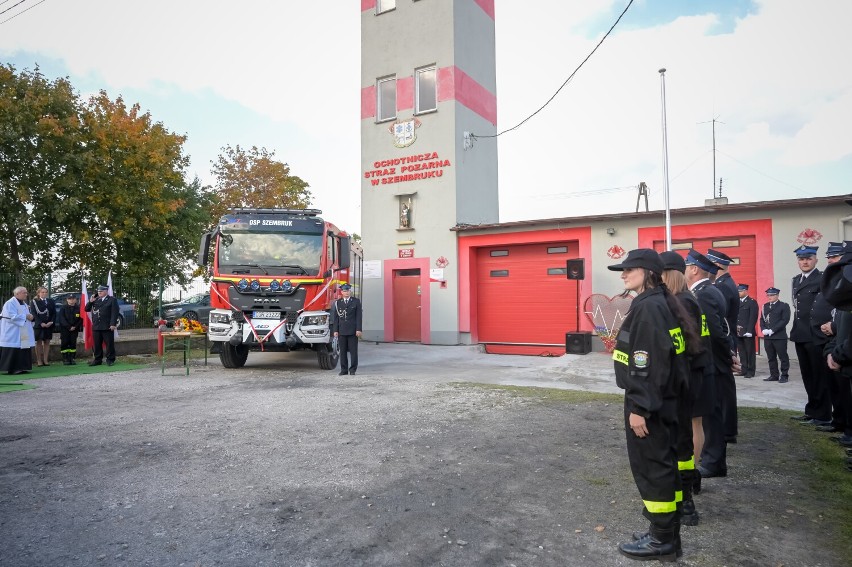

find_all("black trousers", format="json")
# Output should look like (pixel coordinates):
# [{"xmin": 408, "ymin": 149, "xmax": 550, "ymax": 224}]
[
  {"xmin": 834, "ymin": 373, "xmax": 852, "ymax": 436},
  {"xmin": 339, "ymin": 334, "xmax": 358, "ymax": 372},
  {"xmin": 624, "ymin": 402, "xmax": 679, "ymax": 529},
  {"xmin": 700, "ymin": 392, "xmax": 728, "ymax": 474},
  {"xmin": 764, "ymin": 339, "xmax": 789, "ymax": 379},
  {"xmin": 737, "ymin": 336, "xmax": 756, "ymax": 376},
  {"xmin": 92, "ymin": 329, "xmax": 115, "ymax": 363},
  {"xmin": 717, "ymin": 367, "xmax": 738, "ymax": 439},
  {"xmin": 794, "ymin": 341, "xmax": 831, "ymax": 421},
  {"xmin": 59, "ymin": 328, "xmax": 79, "ymax": 355}
]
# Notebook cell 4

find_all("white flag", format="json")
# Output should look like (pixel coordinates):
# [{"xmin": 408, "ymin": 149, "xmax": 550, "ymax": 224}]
[{"xmin": 107, "ymin": 270, "xmax": 119, "ymax": 339}]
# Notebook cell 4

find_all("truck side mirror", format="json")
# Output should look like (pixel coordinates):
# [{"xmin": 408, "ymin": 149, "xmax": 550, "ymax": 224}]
[
  {"xmin": 338, "ymin": 236, "xmax": 351, "ymax": 270},
  {"xmin": 198, "ymin": 232, "xmax": 212, "ymax": 266}
]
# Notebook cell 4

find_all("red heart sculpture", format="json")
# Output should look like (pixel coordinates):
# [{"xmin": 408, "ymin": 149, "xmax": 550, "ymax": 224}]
[{"xmin": 583, "ymin": 294, "xmax": 634, "ymax": 352}]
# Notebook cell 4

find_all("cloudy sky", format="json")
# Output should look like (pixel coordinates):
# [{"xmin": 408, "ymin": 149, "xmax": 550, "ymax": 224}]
[{"xmin": 2, "ymin": 0, "xmax": 849, "ymax": 234}]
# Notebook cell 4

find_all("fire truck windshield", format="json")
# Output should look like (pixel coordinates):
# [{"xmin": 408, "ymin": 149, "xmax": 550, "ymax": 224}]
[{"xmin": 217, "ymin": 231, "xmax": 323, "ymax": 276}]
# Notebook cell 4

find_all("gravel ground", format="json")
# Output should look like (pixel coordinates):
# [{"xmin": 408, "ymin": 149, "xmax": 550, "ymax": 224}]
[{"xmin": 0, "ymin": 344, "xmax": 846, "ymax": 566}]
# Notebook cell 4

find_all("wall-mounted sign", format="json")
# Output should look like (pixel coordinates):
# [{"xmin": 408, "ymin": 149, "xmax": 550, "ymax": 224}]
[
  {"xmin": 363, "ymin": 151, "xmax": 452, "ymax": 186},
  {"xmin": 399, "ymin": 249, "xmax": 414, "ymax": 258},
  {"xmin": 363, "ymin": 260, "xmax": 382, "ymax": 279}
]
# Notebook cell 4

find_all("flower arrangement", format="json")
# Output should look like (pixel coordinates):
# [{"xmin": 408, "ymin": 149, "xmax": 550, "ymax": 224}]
[{"xmin": 175, "ymin": 317, "xmax": 206, "ymax": 333}]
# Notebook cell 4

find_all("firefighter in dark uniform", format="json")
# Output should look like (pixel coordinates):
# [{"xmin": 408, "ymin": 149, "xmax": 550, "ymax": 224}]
[
  {"xmin": 660, "ymin": 251, "xmax": 710, "ymax": 528},
  {"xmin": 330, "ymin": 283, "xmax": 362, "ymax": 375},
  {"xmin": 57, "ymin": 294, "xmax": 82, "ymax": 365},
  {"xmin": 706, "ymin": 249, "xmax": 739, "ymax": 443},
  {"xmin": 822, "ymin": 242, "xmax": 852, "ymax": 458},
  {"xmin": 684, "ymin": 249, "xmax": 733, "ymax": 480},
  {"xmin": 814, "ymin": 243, "xmax": 849, "ymax": 434},
  {"xmin": 609, "ymin": 249, "xmax": 691, "ymax": 561},
  {"xmin": 85, "ymin": 285, "xmax": 119, "ymax": 366},
  {"xmin": 790, "ymin": 245, "xmax": 832, "ymax": 425},
  {"xmin": 761, "ymin": 287, "xmax": 791, "ymax": 382},
  {"xmin": 736, "ymin": 284, "xmax": 759, "ymax": 378}
]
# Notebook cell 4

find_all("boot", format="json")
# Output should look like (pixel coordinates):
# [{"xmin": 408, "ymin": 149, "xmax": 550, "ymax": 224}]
[
  {"xmin": 70, "ymin": 353, "xmax": 77, "ymax": 365},
  {"xmin": 680, "ymin": 470, "xmax": 700, "ymax": 526},
  {"xmin": 63, "ymin": 353, "xmax": 71, "ymax": 365},
  {"xmin": 619, "ymin": 524, "xmax": 679, "ymax": 562}
]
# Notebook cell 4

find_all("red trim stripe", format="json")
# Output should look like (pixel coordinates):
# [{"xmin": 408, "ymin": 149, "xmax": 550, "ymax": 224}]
[
  {"xmin": 361, "ymin": 0, "xmax": 375, "ymax": 12},
  {"xmin": 361, "ymin": 85, "xmax": 376, "ymax": 119},
  {"xmin": 397, "ymin": 76, "xmax": 414, "ymax": 111},
  {"xmin": 473, "ymin": 0, "xmax": 495, "ymax": 19}
]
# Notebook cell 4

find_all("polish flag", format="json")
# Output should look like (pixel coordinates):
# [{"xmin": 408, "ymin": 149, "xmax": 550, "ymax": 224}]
[
  {"xmin": 81, "ymin": 277, "xmax": 94, "ymax": 350},
  {"xmin": 107, "ymin": 270, "xmax": 119, "ymax": 340}
]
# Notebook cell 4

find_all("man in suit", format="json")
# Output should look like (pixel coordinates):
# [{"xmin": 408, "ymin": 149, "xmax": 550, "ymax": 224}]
[
  {"xmin": 85, "ymin": 285, "xmax": 120, "ymax": 366},
  {"xmin": 760, "ymin": 287, "xmax": 791, "ymax": 382},
  {"xmin": 707, "ymin": 249, "xmax": 740, "ymax": 353},
  {"xmin": 790, "ymin": 245, "xmax": 831, "ymax": 425},
  {"xmin": 736, "ymin": 284, "xmax": 759, "ymax": 378},
  {"xmin": 331, "ymin": 283, "xmax": 362, "ymax": 376},
  {"xmin": 685, "ymin": 250, "xmax": 733, "ymax": 478}
]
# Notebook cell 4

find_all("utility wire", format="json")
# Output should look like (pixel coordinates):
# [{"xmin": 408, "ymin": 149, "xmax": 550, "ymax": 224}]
[
  {"xmin": 0, "ymin": 0, "xmax": 18, "ymax": 7},
  {"xmin": 0, "ymin": 0, "xmax": 27, "ymax": 17},
  {"xmin": 473, "ymin": 0, "xmax": 634, "ymax": 140},
  {"xmin": 536, "ymin": 185, "xmax": 636, "ymax": 200},
  {"xmin": 0, "ymin": 0, "xmax": 46, "ymax": 25},
  {"xmin": 716, "ymin": 149, "xmax": 817, "ymax": 197}
]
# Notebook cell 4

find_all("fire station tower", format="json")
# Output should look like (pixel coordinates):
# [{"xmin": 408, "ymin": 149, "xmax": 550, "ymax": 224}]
[{"xmin": 360, "ymin": 0, "xmax": 498, "ymax": 344}]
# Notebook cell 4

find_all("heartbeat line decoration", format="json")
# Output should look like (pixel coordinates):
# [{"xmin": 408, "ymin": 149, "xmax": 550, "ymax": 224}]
[{"xmin": 584, "ymin": 294, "xmax": 633, "ymax": 352}]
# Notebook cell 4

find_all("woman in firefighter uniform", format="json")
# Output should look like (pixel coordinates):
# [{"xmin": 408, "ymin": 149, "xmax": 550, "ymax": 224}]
[
  {"xmin": 57, "ymin": 294, "xmax": 81, "ymax": 365},
  {"xmin": 609, "ymin": 249, "xmax": 691, "ymax": 562}
]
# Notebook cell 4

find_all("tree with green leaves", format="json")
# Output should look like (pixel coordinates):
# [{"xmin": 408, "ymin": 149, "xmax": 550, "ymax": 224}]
[
  {"xmin": 1, "ymin": 64, "xmax": 213, "ymax": 285},
  {"xmin": 0, "ymin": 64, "xmax": 84, "ymax": 280},
  {"xmin": 210, "ymin": 145, "xmax": 312, "ymax": 223}
]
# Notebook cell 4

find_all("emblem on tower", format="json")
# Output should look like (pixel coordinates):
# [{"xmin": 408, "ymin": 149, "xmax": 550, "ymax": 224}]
[{"xmin": 389, "ymin": 117, "xmax": 421, "ymax": 148}]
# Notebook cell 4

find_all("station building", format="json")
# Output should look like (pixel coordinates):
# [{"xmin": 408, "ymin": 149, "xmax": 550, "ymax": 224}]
[{"xmin": 359, "ymin": 0, "xmax": 851, "ymax": 354}]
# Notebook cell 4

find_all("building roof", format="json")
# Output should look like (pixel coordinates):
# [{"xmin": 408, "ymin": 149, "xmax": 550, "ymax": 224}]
[{"xmin": 451, "ymin": 194, "xmax": 852, "ymax": 232}]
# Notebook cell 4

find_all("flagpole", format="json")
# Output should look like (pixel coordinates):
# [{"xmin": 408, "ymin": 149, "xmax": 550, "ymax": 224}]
[{"xmin": 659, "ymin": 68, "xmax": 672, "ymax": 250}]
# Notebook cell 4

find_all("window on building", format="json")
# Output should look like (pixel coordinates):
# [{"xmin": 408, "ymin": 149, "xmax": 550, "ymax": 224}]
[
  {"xmin": 377, "ymin": 76, "xmax": 396, "ymax": 122},
  {"xmin": 547, "ymin": 267, "xmax": 568, "ymax": 276},
  {"xmin": 671, "ymin": 242, "xmax": 692, "ymax": 250},
  {"xmin": 377, "ymin": 0, "xmax": 396, "ymax": 14},
  {"xmin": 712, "ymin": 239, "xmax": 739, "ymax": 248},
  {"xmin": 416, "ymin": 66, "xmax": 437, "ymax": 114},
  {"xmin": 490, "ymin": 270, "xmax": 509, "ymax": 277},
  {"xmin": 547, "ymin": 246, "xmax": 568, "ymax": 254},
  {"xmin": 490, "ymin": 250, "xmax": 509, "ymax": 257}
]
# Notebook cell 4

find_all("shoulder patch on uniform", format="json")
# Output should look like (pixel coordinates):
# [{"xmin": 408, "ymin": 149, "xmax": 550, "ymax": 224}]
[{"xmin": 632, "ymin": 350, "xmax": 649, "ymax": 368}]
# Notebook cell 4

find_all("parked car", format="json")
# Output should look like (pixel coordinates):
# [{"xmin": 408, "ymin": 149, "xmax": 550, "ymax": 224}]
[
  {"xmin": 50, "ymin": 292, "xmax": 138, "ymax": 328},
  {"xmin": 154, "ymin": 293, "xmax": 212, "ymax": 326}
]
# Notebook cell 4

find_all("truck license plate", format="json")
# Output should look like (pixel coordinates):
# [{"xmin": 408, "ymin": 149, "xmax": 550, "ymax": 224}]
[{"xmin": 252, "ymin": 311, "xmax": 281, "ymax": 319}]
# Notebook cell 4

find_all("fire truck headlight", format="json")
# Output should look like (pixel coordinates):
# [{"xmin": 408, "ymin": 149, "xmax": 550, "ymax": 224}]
[
  {"xmin": 210, "ymin": 312, "xmax": 231, "ymax": 324},
  {"xmin": 238, "ymin": 279, "xmax": 249, "ymax": 291},
  {"xmin": 302, "ymin": 314, "xmax": 328, "ymax": 326},
  {"xmin": 250, "ymin": 279, "xmax": 261, "ymax": 291},
  {"xmin": 269, "ymin": 279, "xmax": 280, "ymax": 291}
]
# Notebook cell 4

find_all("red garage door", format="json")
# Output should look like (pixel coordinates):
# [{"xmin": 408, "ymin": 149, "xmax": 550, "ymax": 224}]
[
  {"xmin": 653, "ymin": 235, "xmax": 757, "ymax": 292},
  {"xmin": 476, "ymin": 241, "xmax": 580, "ymax": 355}
]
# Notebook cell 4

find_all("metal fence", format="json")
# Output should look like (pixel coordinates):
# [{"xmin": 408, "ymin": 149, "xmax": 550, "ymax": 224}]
[{"xmin": 0, "ymin": 272, "xmax": 208, "ymax": 330}]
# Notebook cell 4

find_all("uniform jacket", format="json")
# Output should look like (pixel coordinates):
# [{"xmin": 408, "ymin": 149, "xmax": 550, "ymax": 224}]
[
  {"xmin": 736, "ymin": 295, "xmax": 758, "ymax": 337},
  {"xmin": 825, "ymin": 309, "xmax": 851, "ymax": 378},
  {"xmin": 330, "ymin": 296, "xmax": 362, "ymax": 336},
  {"xmin": 613, "ymin": 287, "xmax": 688, "ymax": 418},
  {"xmin": 1, "ymin": 297, "xmax": 35, "ymax": 349},
  {"xmin": 790, "ymin": 269, "xmax": 821, "ymax": 342},
  {"xmin": 30, "ymin": 297, "xmax": 56, "ymax": 328},
  {"xmin": 676, "ymin": 290, "xmax": 711, "ymax": 400},
  {"xmin": 85, "ymin": 295, "xmax": 120, "ymax": 330},
  {"xmin": 760, "ymin": 300, "xmax": 790, "ymax": 340},
  {"xmin": 692, "ymin": 279, "xmax": 732, "ymax": 375},
  {"xmin": 57, "ymin": 303, "xmax": 82, "ymax": 331},
  {"xmin": 809, "ymin": 290, "xmax": 835, "ymax": 346},
  {"xmin": 714, "ymin": 272, "xmax": 739, "ymax": 343}
]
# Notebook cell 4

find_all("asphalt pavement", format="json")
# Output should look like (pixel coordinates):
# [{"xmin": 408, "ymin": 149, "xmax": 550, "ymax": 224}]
[{"xmin": 352, "ymin": 342, "xmax": 807, "ymax": 412}]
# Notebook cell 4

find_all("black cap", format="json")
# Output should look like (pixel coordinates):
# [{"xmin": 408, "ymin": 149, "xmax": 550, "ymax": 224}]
[
  {"xmin": 339, "ymin": 283, "xmax": 352, "ymax": 290},
  {"xmin": 660, "ymin": 251, "xmax": 686, "ymax": 273},
  {"xmin": 737, "ymin": 283, "xmax": 749, "ymax": 291},
  {"xmin": 608, "ymin": 249, "xmax": 664, "ymax": 275},
  {"xmin": 684, "ymin": 249, "xmax": 719, "ymax": 275},
  {"xmin": 97, "ymin": 285, "xmax": 109, "ymax": 291},
  {"xmin": 826, "ymin": 242, "xmax": 844, "ymax": 258},
  {"xmin": 706, "ymin": 249, "xmax": 732, "ymax": 266}
]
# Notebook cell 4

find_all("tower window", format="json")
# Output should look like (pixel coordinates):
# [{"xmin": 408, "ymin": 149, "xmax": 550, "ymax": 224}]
[
  {"xmin": 416, "ymin": 66, "xmax": 437, "ymax": 114},
  {"xmin": 377, "ymin": 0, "xmax": 396, "ymax": 14},
  {"xmin": 377, "ymin": 76, "xmax": 396, "ymax": 122}
]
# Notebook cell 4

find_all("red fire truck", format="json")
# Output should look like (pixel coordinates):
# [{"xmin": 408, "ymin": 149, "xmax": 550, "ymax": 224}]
[{"xmin": 198, "ymin": 208, "xmax": 363, "ymax": 369}]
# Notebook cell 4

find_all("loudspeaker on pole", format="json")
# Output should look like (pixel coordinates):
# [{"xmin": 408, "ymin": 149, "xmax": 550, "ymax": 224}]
[{"xmin": 566, "ymin": 258, "xmax": 585, "ymax": 280}]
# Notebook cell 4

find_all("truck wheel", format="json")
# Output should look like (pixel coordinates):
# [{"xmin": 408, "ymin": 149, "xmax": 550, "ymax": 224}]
[
  {"xmin": 220, "ymin": 343, "xmax": 248, "ymax": 368},
  {"xmin": 316, "ymin": 343, "xmax": 339, "ymax": 370}
]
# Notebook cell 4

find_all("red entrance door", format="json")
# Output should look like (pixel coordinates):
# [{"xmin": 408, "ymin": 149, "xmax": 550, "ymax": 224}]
[{"xmin": 393, "ymin": 269, "xmax": 421, "ymax": 342}]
